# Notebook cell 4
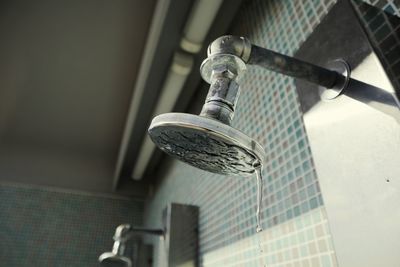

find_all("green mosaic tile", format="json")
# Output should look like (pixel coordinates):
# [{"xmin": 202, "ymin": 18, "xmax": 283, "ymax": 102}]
[{"xmin": 0, "ymin": 184, "xmax": 143, "ymax": 267}]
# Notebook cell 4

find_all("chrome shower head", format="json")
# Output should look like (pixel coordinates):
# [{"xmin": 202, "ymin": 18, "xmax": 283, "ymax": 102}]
[
  {"xmin": 99, "ymin": 225, "xmax": 164, "ymax": 267},
  {"xmin": 98, "ymin": 252, "xmax": 132, "ymax": 267},
  {"xmin": 149, "ymin": 40, "xmax": 265, "ymax": 176},
  {"xmin": 99, "ymin": 225, "xmax": 132, "ymax": 267},
  {"xmin": 149, "ymin": 113, "xmax": 265, "ymax": 176},
  {"xmin": 148, "ymin": 35, "xmax": 351, "ymax": 176}
]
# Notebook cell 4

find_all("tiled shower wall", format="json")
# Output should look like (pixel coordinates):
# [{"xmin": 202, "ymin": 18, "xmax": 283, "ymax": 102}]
[
  {"xmin": 0, "ymin": 183, "xmax": 143, "ymax": 267},
  {"xmin": 144, "ymin": 0, "xmax": 400, "ymax": 267}
]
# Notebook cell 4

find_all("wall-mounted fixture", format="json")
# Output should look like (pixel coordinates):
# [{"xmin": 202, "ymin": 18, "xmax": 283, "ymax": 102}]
[
  {"xmin": 99, "ymin": 225, "xmax": 163, "ymax": 267},
  {"xmin": 148, "ymin": 34, "xmax": 354, "ymax": 176},
  {"xmin": 99, "ymin": 203, "xmax": 198, "ymax": 267}
]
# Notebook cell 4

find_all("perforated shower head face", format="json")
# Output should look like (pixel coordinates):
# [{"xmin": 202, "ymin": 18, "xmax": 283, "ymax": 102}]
[
  {"xmin": 98, "ymin": 252, "xmax": 132, "ymax": 267},
  {"xmin": 149, "ymin": 113, "xmax": 265, "ymax": 176}
]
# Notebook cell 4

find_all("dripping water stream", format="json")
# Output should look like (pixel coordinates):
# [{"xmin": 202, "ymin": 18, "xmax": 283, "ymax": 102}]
[
  {"xmin": 254, "ymin": 163, "xmax": 267, "ymax": 266},
  {"xmin": 255, "ymin": 165, "xmax": 263, "ymax": 233}
]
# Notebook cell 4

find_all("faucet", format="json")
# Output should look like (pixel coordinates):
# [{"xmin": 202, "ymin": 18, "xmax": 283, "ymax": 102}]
[{"xmin": 99, "ymin": 224, "xmax": 164, "ymax": 267}]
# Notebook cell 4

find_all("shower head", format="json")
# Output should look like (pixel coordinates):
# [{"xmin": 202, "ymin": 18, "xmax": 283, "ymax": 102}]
[
  {"xmin": 98, "ymin": 225, "xmax": 132, "ymax": 267},
  {"xmin": 147, "ymin": 35, "xmax": 350, "ymax": 176},
  {"xmin": 148, "ymin": 113, "xmax": 265, "ymax": 176},
  {"xmin": 148, "ymin": 38, "xmax": 265, "ymax": 176},
  {"xmin": 99, "ymin": 225, "xmax": 164, "ymax": 267},
  {"xmin": 98, "ymin": 252, "xmax": 132, "ymax": 267}
]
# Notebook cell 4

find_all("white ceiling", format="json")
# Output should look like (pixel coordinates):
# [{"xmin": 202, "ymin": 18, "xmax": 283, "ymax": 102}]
[{"xmin": 0, "ymin": 0, "xmax": 156, "ymax": 195}]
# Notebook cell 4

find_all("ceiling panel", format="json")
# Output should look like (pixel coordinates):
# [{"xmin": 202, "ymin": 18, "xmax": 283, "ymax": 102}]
[{"xmin": 0, "ymin": 0, "xmax": 156, "ymax": 195}]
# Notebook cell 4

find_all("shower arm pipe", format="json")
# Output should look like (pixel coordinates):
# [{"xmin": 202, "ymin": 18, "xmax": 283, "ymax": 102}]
[
  {"xmin": 200, "ymin": 35, "xmax": 347, "ymax": 90},
  {"xmin": 113, "ymin": 224, "xmax": 164, "ymax": 243},
  {"xmin": 111, "ymin": 224, "xmax": 164, "ymax": 256}
]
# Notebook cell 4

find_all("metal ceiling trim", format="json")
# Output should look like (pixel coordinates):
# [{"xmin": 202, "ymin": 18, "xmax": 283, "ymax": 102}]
[{"xmin": 112, "ymin": 0, "xmax": 172, "ymax": 190}]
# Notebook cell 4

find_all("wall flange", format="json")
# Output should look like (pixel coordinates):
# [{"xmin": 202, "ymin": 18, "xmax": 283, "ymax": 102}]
[{"xmin": 319, "ymin": 59, "xmax": 351, "ymax": 100}]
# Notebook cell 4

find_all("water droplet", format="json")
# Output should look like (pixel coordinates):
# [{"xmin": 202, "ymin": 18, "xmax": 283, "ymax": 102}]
[
  {"xmin": 254, "ymin": 163, "xmax": 268, "ymax": 266},
  {"xmin": 255, "ymin": 165, "xmax": 263, "ymax": 233}
]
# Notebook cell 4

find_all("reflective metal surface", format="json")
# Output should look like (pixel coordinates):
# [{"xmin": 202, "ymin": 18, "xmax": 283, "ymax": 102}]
[
  {"xmin": 98, "ymin": 252, "xmax": 132, "ymax": 267},
  {"xmin": 151, "ymin": 34, "xmax": 353, "ymax": 177},
  {"xmin": 319, "ymin": 60, "xmax": 351, "ymax": 100},
  {"xmin": 99, "ymin": 224, "xmax": 163, "ymax": 267},
  {"xmin": 113, "ymin": 224, "xmax": 164, "ymax": 241},
  {"xmin": 149, "ymin": 113, "xmax": 265, "ymax": 176},
  {"xmin": 200, "ymin": 35, "xmax": 344, "ymax": 89},
  {"xmin": 153, "ymin": 203, "xmax": 199, "ymax": 267},
  {"xmin": 154, "ymin": 31, "xmax": 345, "ymax": 176},
  {"xmin": 199, "ymin": 64, "xmax": 241, "ymax": 125},
  {"xmin": 163, "ymin": 203, "xmax": 199, "ymax": 267},
  {"xmin": 100, "ymin": 204, "xmax": 198, "ymax": 267},
  {"xmin": 295, "ymin": 0, "xmax": 400, "ymax": 266}
]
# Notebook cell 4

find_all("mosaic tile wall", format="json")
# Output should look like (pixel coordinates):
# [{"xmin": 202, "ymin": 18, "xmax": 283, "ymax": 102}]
[
  {"xmin": 353, "ymin": 0, "xmax": 400, "ymax": 96},
  {"xmin": 144, "ymin": 0, "xmax": 400, "ymax": 267},
  {"xmin": 0, "ymin": 183, "xmax": 143, "ymax": 267}
]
